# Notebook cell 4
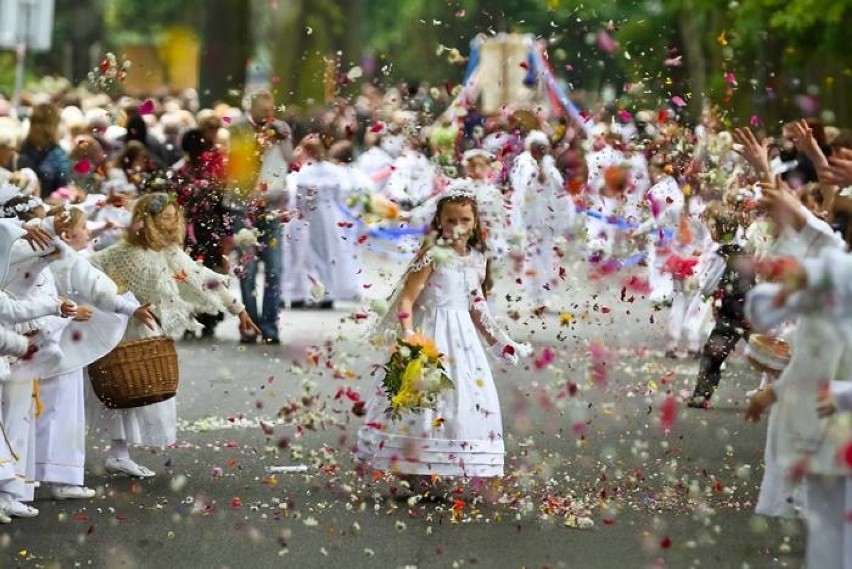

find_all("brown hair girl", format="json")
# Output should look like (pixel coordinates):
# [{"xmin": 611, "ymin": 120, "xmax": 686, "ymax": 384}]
[{"xmin": 125, "ymin": 192, "xmax": 185, "ymax": 250}]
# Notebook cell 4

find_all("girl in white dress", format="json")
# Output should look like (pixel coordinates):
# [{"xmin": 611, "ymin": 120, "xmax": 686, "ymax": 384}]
[
  {"xmin": 90, "ymin": 193, "xmax": 258, "ymax": 478},
  {"xmin": 407, "ymin": 150, "xmax": 510, "ymax": 300},
  {"xmin": 357, "ymin": 189, "xmax": 531, "ymax": 485}
]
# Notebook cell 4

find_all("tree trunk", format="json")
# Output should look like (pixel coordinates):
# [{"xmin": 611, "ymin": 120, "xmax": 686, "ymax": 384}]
[
  {"xmin": 61, "ymin": 0, "xmax": 104, "ymax": 83},
  {"xmin": 678, "ymin": 8, "xmax": 708, "ymax": 114},
  {"xmin": 199, "ymin": 0, "xmax": 250, "ymax": 107}
]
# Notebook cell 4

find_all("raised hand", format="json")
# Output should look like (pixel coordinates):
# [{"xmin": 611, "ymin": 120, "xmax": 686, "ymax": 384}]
[
  {"xmin": 758, "ymin": 176, "xmax": 805, "ymax": 230},
  {"xmin": 733, "ymin": 127, "xmax": 771, "ymax": 181},
  {"xmin": 822, "ymin": 149, "xmax": 852, "ymax": 187},
  {"xmin": 23, "ymin": 224, "xmax": 52, "ymax": 251},
  {"xmin": 788, "ymin": 119, "xmax": 823, "ymax": 160}
]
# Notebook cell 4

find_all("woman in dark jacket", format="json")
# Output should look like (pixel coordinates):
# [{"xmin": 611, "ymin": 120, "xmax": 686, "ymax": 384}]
[{"xmin": 18, "ymin": 103, "xmax": 70, "ymax": 198}]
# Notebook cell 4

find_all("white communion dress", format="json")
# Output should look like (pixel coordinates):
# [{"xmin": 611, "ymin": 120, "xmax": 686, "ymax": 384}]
[{"xmin": 357, "ymin": 247, "xmax": 511, "ymax": 478}]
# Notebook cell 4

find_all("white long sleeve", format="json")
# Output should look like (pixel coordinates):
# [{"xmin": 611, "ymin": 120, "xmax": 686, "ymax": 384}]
[
  {"xmin": 830, "ymin": 381, "xmax": 852, "ymax": 412},
  {"xmin": 257, "ymin": 143, "xmax": 289, "ymax": 205},
  {"xmin": 0, "ymin": 326, "xmax": 28, "ymax": 357},
  {"xmin": 0, "ymin": 292, "xmax": 60, "ymax": 325},
  {"xmin": 50, "ymin": 247, "xmax": 122, "ymax": 312}
]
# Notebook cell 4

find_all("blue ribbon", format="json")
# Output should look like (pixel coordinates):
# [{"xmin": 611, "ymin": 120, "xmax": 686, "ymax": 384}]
[
  {"xmin": 530, "ymin": 48, "xmax": 592, "ymax": 135},
  {"xmin": 577, "ymin": 206, "xmax": 638, "ymax": 231},
  {"xmin": 335, "ymin": 201, "xmax": 427, "ymax": 241},
  {"xmin": 462, "ymin": 40, "xmax": 480, "ymax": 86}
]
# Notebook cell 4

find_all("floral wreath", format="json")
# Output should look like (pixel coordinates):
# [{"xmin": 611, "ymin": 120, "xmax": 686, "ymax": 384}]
[
  {"xmin": 146, "ymin": 193, "xmax": 176, "ymax": 215},
  {"xmin": 1, "ymin": 196, "xmax": 42, "ymax": 219}
]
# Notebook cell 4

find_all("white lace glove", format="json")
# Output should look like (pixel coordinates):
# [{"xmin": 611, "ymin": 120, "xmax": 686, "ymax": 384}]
[{"xmin": 489, "ymin": 341, "xmax": 532, "ymax": 366}]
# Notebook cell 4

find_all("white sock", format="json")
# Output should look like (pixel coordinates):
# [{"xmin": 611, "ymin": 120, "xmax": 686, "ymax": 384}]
[{"xmin": 109, "ymin": 439, "xmax": 131, "ymax": 460}]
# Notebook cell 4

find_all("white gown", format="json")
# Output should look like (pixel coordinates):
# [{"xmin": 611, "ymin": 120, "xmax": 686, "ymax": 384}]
[
  {"xmin": 384, "ymin": 150, "xmax": 435, "ymax": 206},
  {"xmin": 357, "ymin": 248, "xmax": 504, "ymax": 478},
  {"xmin": 635, "ymin": 175, "xmax": 684, "ymax": 303},
  {"xmin": 747, "ymin": 210, "xmax": 845, "ymax": 518},
  {"xmin": 294, "ymin": 160, "xmax": 361, "ymax": 301},
  {"xmin": 747, "ymin": 247, "xmax": 852, "ymax": 569},
  {"xmin": 510, "ymin": 152, "xmax": 573, "ymax": 305},
  {"xmin": 280, "ymin": 170, "xmax": 312, "ymax": 304},
  {"xmin": 35, "ymin": 247, "xmax": 135, "ymax": 486}
]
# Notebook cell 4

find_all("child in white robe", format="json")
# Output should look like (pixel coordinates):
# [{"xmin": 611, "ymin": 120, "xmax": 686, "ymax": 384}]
[
  {"xmin": 633, "ymin": 162, "xmax": 685, "ymax": 305},
  {"xmin": 0, "ymin": 216, "xmax": 76, "ymax": 519},
  {"xmin": 510, "ymin": 131, "xmax": 572, "ymax": 309},
  {"xmin": 292, "ymin": 137, "xmax": 355, "ymax": 307},
  {"xmin": 89, "ymin": 193, "xmax": 257, "ymax": 478},
  {"xmin": 745, "ymin": 181, "xmax": 845, "ymax": 522},
  {"xmin": 34, "ymin": 208, "xmax": 154, "ymax": 499},
  {"xmin": 0, "ymin": 221, "xmax": 74, "ymax": 512},
  {"xmin": 746, "ymin": 246, "xmax": 852, "ymax": 569}
]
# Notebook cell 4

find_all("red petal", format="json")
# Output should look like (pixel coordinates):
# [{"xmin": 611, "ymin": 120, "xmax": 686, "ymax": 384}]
[{"xmin": 73, "ymin": 158, "xmax": 92, "ymax": 174}]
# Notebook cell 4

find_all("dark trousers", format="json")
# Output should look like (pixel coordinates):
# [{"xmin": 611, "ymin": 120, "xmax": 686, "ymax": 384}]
[
  {"xmin": 236, "ymin": 215, "xmax": 282, "ymax": 340},
  {"xmin": 187, "ymin": 215, "xmax": 228, "ymax": 336},
  {"xmin": 692, "ymin": 317, "xmax": 750, "ymax": 400}
]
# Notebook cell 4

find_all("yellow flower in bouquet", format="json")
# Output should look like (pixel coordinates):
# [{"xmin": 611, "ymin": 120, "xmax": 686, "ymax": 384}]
[
  {"xmin": 382, "ymin": 333, "xmax": 454, "ymax": 419},
  {"xmin": 369, "ymin": 193, "xmax": 399, "ymax": 220},
  {"xmin": 401, "ymin": 333, "xmax": 441, "ymax": 361}
]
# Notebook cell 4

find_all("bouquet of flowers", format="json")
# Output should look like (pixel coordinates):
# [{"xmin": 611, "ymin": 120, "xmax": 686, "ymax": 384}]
[
  {"xmin": 88, "ymin": 52, "xmax": 131, "ymax": 90},
  {"xmin": 346, "ymin": 192, "xmax": 399, "ymax": 222},
  {"xmin": 381, "ymin": 333, "xmax": 454, "ymax": 420}
]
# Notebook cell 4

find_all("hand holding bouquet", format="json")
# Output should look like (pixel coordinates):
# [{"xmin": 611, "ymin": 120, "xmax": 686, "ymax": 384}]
[{"xmin": 381, "ymin": 333, "xmax": 454, "ymax": 420}]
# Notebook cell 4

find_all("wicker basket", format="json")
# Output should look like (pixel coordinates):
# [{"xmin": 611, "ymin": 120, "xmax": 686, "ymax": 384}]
[
  {"xmin": 746, "ymin": 334, "xmax": 791, "ymax": 377},
  {"xmin": 88, "ymin": 336, "xmax": 179, "ymax": 409}
]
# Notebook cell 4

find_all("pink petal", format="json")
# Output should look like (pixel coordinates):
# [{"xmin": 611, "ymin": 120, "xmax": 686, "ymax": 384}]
[
  {"xmin": 222, "ymin": 116, "xmax": 231, "ymax": 124},
  {"xmin": 597, "ymin": 30, "xmax": 619, "ymax": 54},
  {"xmin": 617, "ymin": 110, "xmax": 632, "ymax": 123},
  {"xmin": 139, "ymin": 99, "xmax": 155, "ymax": 115},
  {"xmin": 750, "ymin": 114, "xmax": 761, "ymax": 127},
  {"xmin": 724, "ymin": 72, "xmax": 737, "ymax": 86},
  {"xmin": 671, "ymin": 95, "xmax": 686, "ymax": 107}
]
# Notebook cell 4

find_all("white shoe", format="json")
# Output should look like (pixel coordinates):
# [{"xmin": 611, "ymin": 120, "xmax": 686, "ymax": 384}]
[
  {"xmin": 50, "ymin": 485, "xmax": 96, "ymax": 500},
  {"xmin": 0, "ymin": 510, "xmax": 10, "ymax": 524},
  {"xmin": 745, "ymin": 389, "xmax": 760, "ymax": 399},
  {"xmin": 6, "ymin": 500, "xmax": 38, "ymax": 517},
  {"xmin": 105, "ymin": 457, "xmax": 156, "ymax": 479}
]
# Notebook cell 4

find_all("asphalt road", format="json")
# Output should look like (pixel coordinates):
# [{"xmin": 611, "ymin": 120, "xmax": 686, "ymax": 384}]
[{"xmin": 1, "ymin": 251, "xmax": 805, "ymax": 569}]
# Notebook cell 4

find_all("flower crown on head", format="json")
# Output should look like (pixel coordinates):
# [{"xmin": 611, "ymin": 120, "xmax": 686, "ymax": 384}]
[
  {"xmin": 0, "ymin": 196, "xmax": 42, "ymax": 219},
  {"xmin": 438, "ymin": 180, "xmax": 476, "ymax": 201},
  {"xmin": 56, "ymin": 203, "xmax": 75, "ymax": 222},
  {"xmin": 146, "ymin": 193, "xmax": 173, "ymax": 215}
]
